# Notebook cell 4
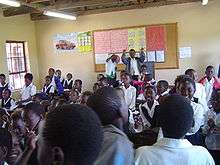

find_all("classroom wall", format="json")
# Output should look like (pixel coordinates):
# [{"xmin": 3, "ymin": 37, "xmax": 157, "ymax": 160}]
[
  {"xmin": 35, "ymin": 0, "xmax": 220, "ymax": 90},
  {"xmin": 0, "ymin": 12, "xmax": 40, "ymax": 91}
]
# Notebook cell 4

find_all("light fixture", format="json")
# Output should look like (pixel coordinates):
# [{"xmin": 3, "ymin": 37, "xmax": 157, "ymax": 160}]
[
  {"xmin": 0, "ymin": 0, "xmax": 21, "ymax": 7},
  {"xmin": 43, "ymin": 11, "xmax": 76, "ymax": 20},
  {"xmin": 202, "ymin": 0, "xmax": 208, "ymax": 5}
]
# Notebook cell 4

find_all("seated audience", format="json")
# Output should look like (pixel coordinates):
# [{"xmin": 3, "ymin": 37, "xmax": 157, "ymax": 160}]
[
  {"xmin": 176, "ymin": 76, "xmax": 205, "ymax": 145},
  {"xmin": 42, "ymin": 76, "xmax": 55, "ymax": 97},
  {"xmin": 87, "ymin": 87, "xmax": 134, "ymax": 165},
  {"xmin": 63, "ymin": 73, "xmax": 73, "ymax": 90},
  {"xmin": 55, "ymin": 69, "xmax": 64, "ymax": 85},
  {"xmin": 199, "ymin": 65, "xmax": 220, "ymax": 105},
  {"xmin": 73, "ymin": 79, "xmax": 82, "ymax": 94},
  {"xmin": 0, "ymin": 128, "xmax": 12, "ymax": 165},
  {"xmin": 99, "ymin": 77, "xmax": 109, "ymax": 88},
  {"xmin": 1, "ymin": 89, "xmax": 16, "ymax": 112},
  {"xmin": 80, "ymin": 91, "xmax": 93, "ymax": 106},
  {"xmin": 156, "ymin": 80, "xmax": 169, "ymax": 102},
  {"xmin": 135, "ymin": 95, "xmax": 215, "ymax": 165},
  {"xmin": 69, "ymin": 89, "xmax": 80, "ymax": 104}
]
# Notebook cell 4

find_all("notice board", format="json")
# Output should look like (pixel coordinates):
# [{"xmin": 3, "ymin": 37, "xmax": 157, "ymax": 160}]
[{"xmin": 93, "ymin": 23, "xmax": 178, "ymax": 72}]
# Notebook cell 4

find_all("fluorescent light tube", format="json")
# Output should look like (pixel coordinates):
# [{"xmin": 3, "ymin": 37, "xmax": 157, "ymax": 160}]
[
  {"xmin": 43, "ymin": 11, "xmax": 76, "ymax": 20},
  {"xmin": 0, "ymin": 0, "xmax": 21, "ymax": 7},
  {"xmin": 202, "ymin": 0, "xmax": 208, "ymax": 5}
]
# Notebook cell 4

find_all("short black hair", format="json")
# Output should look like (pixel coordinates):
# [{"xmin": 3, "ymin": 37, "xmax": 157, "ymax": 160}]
[
  {"xmin": 129, "ymin": 49, "xmax": 135, "ymax": 52},
  {"xmin": 206, "ymin": 65, "xmax": 214, "ymax": 71},
  {"xmin": 157, "ymin": 80, "xmax": 169, "ymax": 89},
  {"xmin": 121, "ymin": 72, "xmax": 131, "ymax": 79},
  {"xmin": 157, "ymin": 95, "xmax": 194, "ymax": 139},
  {"xmin": 67, "ymin": 73, "xmax": 73, "ymax": 77},
  {"xmin": 174, "ymin": 75, "xmax": 188, "ymax": 86},
  {"xmin": 179, "ymin": 76, "xmax": 196, "ymax": 91},
  {"xmin": 23, "ymin": 102, "xmax": 45, "ymax": 117},
  {"xmin": 185, "ymin": 69, "xmax": 195, "ymax": 75},
  {"xmin": 82, "ymin": 91, "xmax": 93, "ymax": 97},
  {"xmin": 0, "ymin": 128, "xmax": 12, "ymax": 152},
  {"xmin": 0, "ymin": 74, "xmax": 6, "ymax": 78},
  {"xmin": 34, "ymin": 92, "xmax": 50, "ymax": 101},
  {"xmin": 2, "ymin": 88, "xmax": 11, "ymax": 96},
  {"xmin": 145, "ymin": 85, "xmax": 156, "ymax": 93},
  {"xmin": 11, "ymin": 110, "xmax": 23, "ymax": 121},
  {"xmin": 45, "ymin": 75, "xmax": 52, "ymax": 80},
  {"xmin": 42, "ymin": 104, "xmax": 103, "ymax": 165},
  {"xmin": 75, "ymin": 79, "xmax": 82, "ymax": 85},
  {"xmin": 49, "ymin": 68, "xmax": 55, "ymax": 72},
  {"xmin": 87, "ymin": 87, "xmax": 122, "ymax": 126},
  {"xmin": 100, "ymin": 77, "xmax": 108, "ymax": 83},
  {"xmin": 24, "ymin": 73, "xmax": 33, "ymax": 81},
  {"xmin": 141, "ymin": 64, "xmax": 147, "ymax": 69}
]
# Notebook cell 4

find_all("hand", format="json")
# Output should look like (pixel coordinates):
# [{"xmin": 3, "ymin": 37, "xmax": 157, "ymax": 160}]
[{"xmin": 26, "ymin": 132, "xmax": 37, "ymax": 151}]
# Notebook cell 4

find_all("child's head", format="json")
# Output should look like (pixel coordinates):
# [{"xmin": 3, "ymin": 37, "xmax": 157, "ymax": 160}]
[
  {"xmin": 45, "ymin": 76, "xmax": 52, "ymax": 86},
  {"xmin": 144, "ymin": 74, "xmax": 153, "ymax": 82},
  {"xmin": 23, "ymin": 102, "xmax": 44, "ymax": 131},
  {"xmin": 2, "ymin": 89, "xmax": 11, "ymax": 100},
  {"xmin": 211, "ymin": 89, "xmax": 220, "ymax": 113},
  {"xmin": 80, "ymin": 91, "xmax": 93, "ymax": 106},
  {"xmin": 11, "ymin": 110, "xmax": 27, "ymax": 141},
  {"xmin": 97, "ymin": 74, "xmax": 104, "ymax": 82},
  {"xmin": 32, "ymin": 93, "xmax": 50, "ymax": 103},
  {"xmin": 157, "ymin": 80, "xmax": 169, "ymax": 95},
  {"xmin": 24, "ymin": 73, "xmax": 33, "ymax": 86},
  {"xmin": 185, "ymin": 69, "xmax": 198, "ymax": 81},
  {"xmin": 0, "ymin": 74, "xmax": 6, "ymax": 84},
  {"xmin": 111, "ymin": 54, "xmax": 120, "ymax": 63},
  {"xmin": 69, "ymin": 89, "xmax": 79, "ymax": 103},
  {"xmin": 37, "ymin": 104, "xmax": 103, "ymax": 165},
  {"xmin": 205, "ymin": 65, "xmax": 215, "ymax": 80},
  {"xmin": 121, "ymin": 72, "xmax": 131, "ymax": 86},
  {"xmin": 129, "ymin": 49, "xmax": 136, "ymax": 58},
  {"xmin": 141, "ymin": 65, "xmax": 147, "ymax": 74},
  {"xmin": 48, "ymin": 68, "xmax": 55, "ymax": 77},
  {"xmin": 176, "ymin": 76, "xmax": 196, "ymax": 100},
  {"xmin": 74, "ymin": 79, "xmax": 82, "ymax": 90},
  {"xmin": 87, "ymin": 87, "xmax": 128, "ymax": 129},
  {"xmin": 144, "ymin": 85, "xmax": 156, "ymax": 102},
  {"xmin": 115, "ymin": 87, "xmax": 125, "ymax": 100},
  {"xmin": 0, "ymin": 128, "xmax": 12, "ymax": 163},
  {"xmin": 158, "ymin": 95, "xmax": 194, "ymax": 139},
  {"xmin": 66, "ymin": 73, "xmax": 73, "ymax": 80},
  {"xmin": 56, "ymin": 69, "xmax": 62, "ymax": 77},
  {"xmin": 99, "ymin": 77, "xmax": 109, "ymax": 87},
  {"xmin": 174, "ymin": 75, "xmax": 188, "ymax": 90}
]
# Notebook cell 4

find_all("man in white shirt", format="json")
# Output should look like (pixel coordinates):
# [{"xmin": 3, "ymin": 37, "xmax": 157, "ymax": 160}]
[
  {"xmin": 135, "ymin": 95, "xmax": 215, "ymax": 165},
  {"xmin": 20, "ymin": 73, "xmax": 36, "ymax": 103}
]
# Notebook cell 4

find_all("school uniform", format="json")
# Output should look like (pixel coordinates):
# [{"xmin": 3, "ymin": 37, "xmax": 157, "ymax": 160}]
[
  {"xmin": 155, "ymin": 90, "xmax": 170, "ymax": 100},
  {"xmin": 0, "ymin": 82, "xmax": 12, "ymax": 99},
  {"xmin": 42, "ymin": 84, "xmax": 55, "ymax": 95},
  {"xmin": 121, "ymin": 85, "xmax": 136, "ymax": 111},
  {"xmin": 1, "ymin": 97, "xmax": 16, "ymax": 111},
  {"xmin": 63, "ymin": 79, "xmax": 73, "ymax": 90},
  {"xmin": 135, "ymin": 138, "xmax": 215, "ymax": 165},
  {"xmin": 139, "ymin": 100, "xmax": 159, "ymax": 129},
  {"xmin": 20, "ymin": 83, "xmax": 37, "ymax": 101},
  {"xmin": 95, "ymin": 125, "xmax": 134, "ymax": 165}
]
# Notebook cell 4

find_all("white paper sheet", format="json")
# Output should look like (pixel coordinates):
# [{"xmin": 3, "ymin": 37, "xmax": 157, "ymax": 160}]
[
  {"xmin": 95, "ymin": 54, "xmax": 108, "ymax": 64},
  {"xmin": 179, "ymin": 47, "xmax": 192, "ymax": 59},
  {"xmin": 147, "ymin": 51, "xmax": 156, "ymax": 62},
  {"xmin": 156, "ymin": 50, "xmax": 165, "ymax": 62}
]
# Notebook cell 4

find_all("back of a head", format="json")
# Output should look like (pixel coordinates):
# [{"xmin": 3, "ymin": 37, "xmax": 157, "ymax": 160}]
[
  {"xmin": 158, "ymin": 95, "xmax": 194, "ymax": 139},
  {"xmin": 0, "ymin": 128, "xmax": 12, "ymax": 152},
  {"xmin": 87, "ymin": 87, "xmax": 122, "ymax": 126},
  {"xmin": 42, "ymin": 104, "xmax": 103, "ymax": 165},
  {"xmin": 158, "ymin": 80, "xmax": 169, "ymax": 89},
  {"xmin": 23, "ymin": 102, "xmax": 45, "ymax": 116}
]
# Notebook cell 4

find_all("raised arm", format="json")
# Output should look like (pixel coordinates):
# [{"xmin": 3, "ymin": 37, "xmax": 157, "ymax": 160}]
[{"xmin": 139, "ymin": 49, "xmax": 146, "ymax": 63}]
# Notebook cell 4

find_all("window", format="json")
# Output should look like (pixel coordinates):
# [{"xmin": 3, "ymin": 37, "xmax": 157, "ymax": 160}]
[{"xmin": 6, "ymin": 41, "xmax": 29, "ymax": 90}]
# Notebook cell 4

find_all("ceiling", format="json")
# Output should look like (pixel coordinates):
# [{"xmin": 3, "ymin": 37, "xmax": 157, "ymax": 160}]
[{"xmin": 1, "ymin": 0, "xmax": 201, "ymax": 20}]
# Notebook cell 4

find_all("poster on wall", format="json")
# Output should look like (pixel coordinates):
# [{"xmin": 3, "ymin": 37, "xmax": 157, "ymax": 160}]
[
  {"xmin": 53, "ymin": 32, "xmax": 78, "ymax": 52},
  {"xmin": 77, "ymin": 32, "xmax": 92, "ymax": 52},
  {"xmin": 128, "ymin": 28, "xmax": 146, "ymax": 51}
]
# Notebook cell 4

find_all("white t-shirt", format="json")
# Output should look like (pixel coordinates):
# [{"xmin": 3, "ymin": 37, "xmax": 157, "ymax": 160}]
[
  {"xmin": 21, "ymin": 83, "xmax": 37, "ymax": 101},
  {"xmin": 130, "ymin": 58, "xmax": 140, "ymax": 76},
  {"xmin": 121, "ymin": 85, "xmax": 136, "ymax": 111},
  {"xmin": 135, "ymin": 138, "xmax": 215, "ymax": 165},
  {"xmin": 106, "ymin": 60, "xmax": 116, "ymax": 77}
]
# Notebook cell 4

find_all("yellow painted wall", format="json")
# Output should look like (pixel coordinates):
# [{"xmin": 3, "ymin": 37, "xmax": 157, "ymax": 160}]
[
  {"xmin": 33, "ymin": 0, "xmax": 220, "ymax": 90},
  {"xmin": 0, "ymin": 13, "xmax": 40, "ymax": 91}
]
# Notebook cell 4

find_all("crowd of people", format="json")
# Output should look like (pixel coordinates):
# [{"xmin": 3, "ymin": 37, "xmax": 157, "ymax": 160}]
[{"xmin": 0, "ymin": 49, "xmax": 220, "ymax": 165}]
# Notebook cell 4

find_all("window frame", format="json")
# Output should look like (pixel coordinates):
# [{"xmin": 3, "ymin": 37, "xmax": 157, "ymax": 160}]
[{"xmin": 6, "ymin": 40, "xmax": 28, "ymax": 90}]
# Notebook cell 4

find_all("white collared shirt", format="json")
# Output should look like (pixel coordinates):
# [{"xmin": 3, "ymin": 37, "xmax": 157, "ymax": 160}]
[
  {"xmin": 155, "ymin": 90, "xmax": 170, "ymax": 100},
  {"xmin": 203, "ymin": 77, "xmax": 214, "ymax": 103},
  {"xmin": 0, "ymin": 82, "xmax": 13, "ymax": 90},
  {"xmin": 121, "ymin": 85, "xmax": 136, "ymax": 111},
  {"xmin": 195, "ymin": 83, "xmax": 209, "ymax": 112},
  {"xmin": 2, "ymin": 98, "xmax": 16, "ymax": 111},
  {"xmin": 130, "ymin": 58, "xmax": 140, "ymax": 76},
  {"xmin": 135, "ymin": 138, "xmax": 215, "ymax": 165},
  {"xmin": 42, "ymin": 84, "xmax": 55, "ymax": 94},
  {"xmin": 106, "ymin": 60, "xmax": 116, "ymax": 77},
  {"xmin": 21, "ymin": 83, "xmax": 36, "ymax": 101},
  {"xmin": 187, "ymin": 101, "xmax": 205, "ymax": 135},
  {"xmin": 139, "ymin": 100, "xmax": 159, "ymax": 128},
  {"xmin": 64, "ymin": 79, "xmax": 73, "ymax": 86}
]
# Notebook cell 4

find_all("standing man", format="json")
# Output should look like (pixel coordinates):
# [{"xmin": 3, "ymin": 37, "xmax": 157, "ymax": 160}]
[{"xmin": 121, "ymin": 48, "xmax": 145, "ymax": 80}]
